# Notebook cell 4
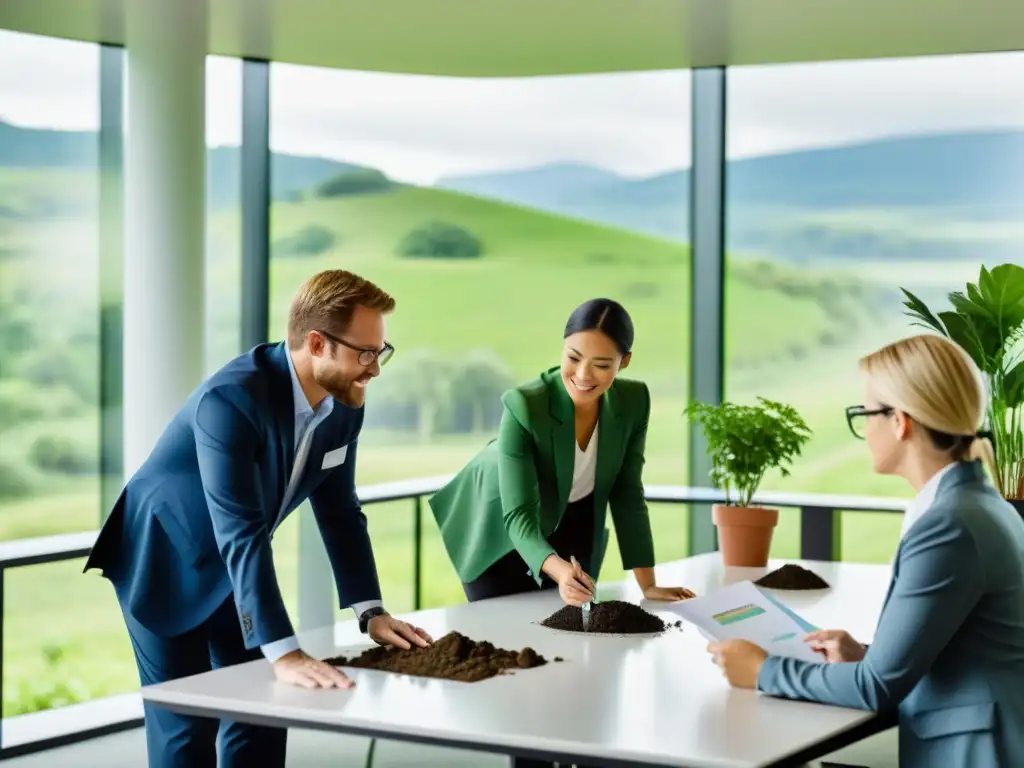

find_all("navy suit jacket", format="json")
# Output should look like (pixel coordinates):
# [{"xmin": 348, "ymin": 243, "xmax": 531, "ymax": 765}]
[{"xmin": 84, "ymin": 342, "xmax": 381, "ymax": 648}]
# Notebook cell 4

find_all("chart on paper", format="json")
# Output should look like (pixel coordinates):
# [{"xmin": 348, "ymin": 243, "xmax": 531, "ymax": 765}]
[{"xmin": 667, "ymin": 580, "xmax": 824, "ymax": 663}]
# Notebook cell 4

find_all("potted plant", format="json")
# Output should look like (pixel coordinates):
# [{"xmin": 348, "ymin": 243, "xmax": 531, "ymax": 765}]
[
  {"xmin": 686, "ymin": 397, "xmax": 813, "ymax": 566},
  {"xmin": 902, "ymin": 263, "xmax": 1024, "ymax": 509}
]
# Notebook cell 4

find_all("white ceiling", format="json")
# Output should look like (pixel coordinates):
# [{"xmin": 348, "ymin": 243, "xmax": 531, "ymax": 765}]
[{"xmin": 1, "ymin": 0, "xmax": 1023, "ymax": 76}]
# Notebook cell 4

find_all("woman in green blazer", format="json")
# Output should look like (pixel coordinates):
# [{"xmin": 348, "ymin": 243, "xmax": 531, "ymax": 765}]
[{"xmin": 429, "ymin": 299, "xmax": 695, "ymax": 605}]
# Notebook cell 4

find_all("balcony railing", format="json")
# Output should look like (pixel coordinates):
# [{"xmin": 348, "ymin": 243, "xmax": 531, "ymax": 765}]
[{"xmin": 0, "ymin": 477, "xmax": 907, "ymax": 758}]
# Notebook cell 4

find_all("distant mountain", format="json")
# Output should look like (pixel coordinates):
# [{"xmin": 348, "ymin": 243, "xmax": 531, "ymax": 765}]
[
  {"xmin": 437, "ymin": 130, "xmax": 1024, "ymax": 245},
  {"xmin": 439, "ymin": 162, "xmax": 629, "ymax": 208},
  {"xmin": 0, "ymin": 120, "xmax": 360, "ymax": 208},
  {"xmin": 5, "ymin": 119, "xmax": 1024, "ymax": 263}
]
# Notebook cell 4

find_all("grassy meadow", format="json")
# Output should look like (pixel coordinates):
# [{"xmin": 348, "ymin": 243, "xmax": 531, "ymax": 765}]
[{"xmin": 0, "ymin": 168, "xmax": 941, "ymax": 715}]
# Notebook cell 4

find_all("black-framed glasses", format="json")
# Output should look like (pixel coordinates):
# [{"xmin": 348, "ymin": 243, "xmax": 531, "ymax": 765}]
[
  {"xmin": 317, "ymin": 330, "xmax": 394, "ymax": 367},
  {"xmin": 845, "ymin": 405, "xmax": 894, "ymax": 439}
]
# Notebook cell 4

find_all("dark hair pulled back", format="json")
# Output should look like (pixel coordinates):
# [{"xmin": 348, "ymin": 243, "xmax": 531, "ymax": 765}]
[{"xmin": 564, "ymin": 298, "xmax": 633, "ymax": 356}]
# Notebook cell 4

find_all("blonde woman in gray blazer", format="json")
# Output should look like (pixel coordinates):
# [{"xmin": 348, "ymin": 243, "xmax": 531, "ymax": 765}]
[{"xmin": 709, "ymin": 333, "xmax": 1024, "ymax": 767}]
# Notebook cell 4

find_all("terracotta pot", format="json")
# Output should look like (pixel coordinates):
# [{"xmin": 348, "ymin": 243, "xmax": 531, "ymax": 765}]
[{"xmin": 712, "ymin": 504, "xmax": 779, "ymax": 567}]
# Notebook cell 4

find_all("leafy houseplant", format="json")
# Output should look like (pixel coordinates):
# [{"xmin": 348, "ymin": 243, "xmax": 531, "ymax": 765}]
[
  {"xmin": 686, "ymin": 397, "xmax": 812, "ymax": 566},
  {"xmin": 902, "ymin": 264, "xmax": 1024, "ymax": 503}
]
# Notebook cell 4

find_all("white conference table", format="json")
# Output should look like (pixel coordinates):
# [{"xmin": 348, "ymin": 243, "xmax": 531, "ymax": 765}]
[{"xmin": 142, "ymin": 554, "xmax": 895, "ymax": 768}]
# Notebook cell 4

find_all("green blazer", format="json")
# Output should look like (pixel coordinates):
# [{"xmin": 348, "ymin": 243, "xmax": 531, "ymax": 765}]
[{"xmin": 428, "ymin": 367, "xmax": 656, "ymax": 585}]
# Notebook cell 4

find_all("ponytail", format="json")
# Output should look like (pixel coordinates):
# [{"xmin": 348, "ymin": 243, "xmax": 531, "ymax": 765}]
[{"xmin": 968, "ymin": 434, "xmax": 1001, "ymax": 495}]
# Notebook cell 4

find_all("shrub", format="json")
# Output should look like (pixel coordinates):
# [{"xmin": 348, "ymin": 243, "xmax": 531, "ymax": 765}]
[
  {"xmin": 398, "ymin": 221, "xmax": 483, "ymax": 260},
  {"xmin": 30, "ymin": 434, "xmax": 98, "ymax": 476},
  {"xmin": 314, "ymin": 169, "xmax": 392, "ymax": 198},
  {"xmin": 272, "ymin": 224, "xmax": 337, "ymax": 258}
]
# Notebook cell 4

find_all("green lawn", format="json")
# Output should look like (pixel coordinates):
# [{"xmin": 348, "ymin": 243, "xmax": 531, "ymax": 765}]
[{"xmin": 0, "ymin": 173, "xmax": 916, "ymax": 716}]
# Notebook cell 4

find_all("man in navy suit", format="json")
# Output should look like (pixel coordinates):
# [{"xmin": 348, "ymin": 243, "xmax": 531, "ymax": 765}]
[{"xmin": 85, "ymin": 269, "xmax": 431, "ymax": 768}]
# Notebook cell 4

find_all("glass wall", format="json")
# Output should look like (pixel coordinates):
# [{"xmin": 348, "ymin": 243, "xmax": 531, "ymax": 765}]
[
  {"xmin": 0, "ymin": 31, "xmax": 102, "ymax": 540},
  {"xmin": 0, "ymin": 37, "xmax": 247, "ymax": 717},
  {"xmin": 724, "ymin": 53, "xmax": 1024, "ymax": 562},
  {"xmin": 204, "ymin": 56, "xmax": 243, "ymax": 374},
  {"xmin": 268, "ymin": 65, "xmax": 693, "ymax": 611}
]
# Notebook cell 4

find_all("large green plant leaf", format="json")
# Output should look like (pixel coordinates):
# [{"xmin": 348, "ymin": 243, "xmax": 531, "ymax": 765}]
[
  {"xmin": 948, "ymin": 292, "xmax": 1005, "ymax": 365},
  {"xmin": 938, "ymin": 311, "xmax": 989, "ymax": 372},
  {"xmin": 901, "ymin": 288, "xmax": 947, "ymax": 335},
  {"xmin": 978, "ymin": 264, "xmax": 1024, "ymax": 335},
  {"xmin": 1004, "ymin": 360, "xmax": 1024, "ymax": 409}
]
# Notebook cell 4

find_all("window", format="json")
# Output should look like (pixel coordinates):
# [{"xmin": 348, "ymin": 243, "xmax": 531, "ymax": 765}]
[
  {"xmin": 0, "ymin": 31, "xmax": 102, "ymax": 538},
  {"xmin": 0, "ymin": 38, "xmax": 250, "ymax": 719},
  {"xmin": 724, "ymin": 53, "xmax": 1024, "ymax": 561},
  {"xmin": 268, "ymin": 65, "xmax": 693, "ymax": 610},
  {"xmin": 205, "ymin": 56, "xmax": 243, "ymax": 374}
]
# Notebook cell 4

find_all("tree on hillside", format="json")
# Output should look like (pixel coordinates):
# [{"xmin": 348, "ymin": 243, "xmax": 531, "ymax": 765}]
[
  {"xmin": 272, "ymin": 224, "xmax": 337, "ymax": 258},
  {"xmin": 448, "ymin": 350, "xmax": 515, "ymax": 433},
  {"xmin": 314, "ymin": 168, "xmax": 393, "ymax": 198},
  {"xmin": 398, "ymin": 221, "xmax": 483, "ymax": 260}
]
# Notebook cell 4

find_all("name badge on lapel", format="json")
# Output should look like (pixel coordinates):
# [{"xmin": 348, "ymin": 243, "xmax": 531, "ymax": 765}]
[{"xmin": 321, "ymin": 444, "xmax": 348, "ymax": 470}]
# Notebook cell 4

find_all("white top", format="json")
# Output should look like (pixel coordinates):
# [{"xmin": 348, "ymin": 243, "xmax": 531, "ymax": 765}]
[
  {"xmin": 142, "ymin": 553, "xmax": 892, "ymax": 768},
  {"xmin": 568, "ymin": 421, "xmax": 599, "ymax": 503},
  {"xmin": 899, "ymin": 462, "xmax": 956, "ymax": 541}
]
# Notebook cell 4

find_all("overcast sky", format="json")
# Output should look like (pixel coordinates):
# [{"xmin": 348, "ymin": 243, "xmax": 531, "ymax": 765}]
[{"xmin": 2, "ymin": 30, "xmax": 1024, "ymax": 184}]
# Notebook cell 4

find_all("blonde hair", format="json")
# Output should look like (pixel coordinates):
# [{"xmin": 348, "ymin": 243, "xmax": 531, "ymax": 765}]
[
  {"xmin": 287, "ymin": 269, "xmax": 395, "ymax": 349},
  {"xmin": 858, "ymin": 334, "xmax": 997, "ymax": 484}
]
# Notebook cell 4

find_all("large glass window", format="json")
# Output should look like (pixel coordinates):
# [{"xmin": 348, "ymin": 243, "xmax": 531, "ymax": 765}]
[
  {"xmin": 205, "ymin": 56, "xmax": 243, "ymax": 374},
  {"xmin": 725, "ymin": 53, "xmax": 1024, "ymax": 562},
  {"xmin": 0, "ymin": 38, "xmax": 248, "ymax": 718},
  {"xmin": 0, "ymin": 30, "xmax": 103, "ymax": 539},
  {"xmin": 269, "ymin": 66, "xmax": 693, "ymax": 610}
]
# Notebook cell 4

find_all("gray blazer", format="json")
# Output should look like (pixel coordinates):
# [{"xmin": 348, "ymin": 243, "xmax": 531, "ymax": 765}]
[{"xmin": 757, "ymin": 460, "xmax": 1024, "ymax": 767}]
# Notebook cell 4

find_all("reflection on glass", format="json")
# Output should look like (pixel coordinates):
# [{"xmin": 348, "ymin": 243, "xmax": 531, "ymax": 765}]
[
  {"xmin": 268, "ymin": 65, "xmax": 692, "ymax": 611},
  {"xmin": 725, "ymin": 53, "xmax": 1024, "ymax": 562}
]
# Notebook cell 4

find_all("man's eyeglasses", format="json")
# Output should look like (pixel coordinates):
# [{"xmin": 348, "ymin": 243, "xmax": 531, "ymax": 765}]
[
  {"xmin": 317, "ymin": 330, "xmax": 394, "ymax": 367},
  {"xmin": 845, "ymin": 405, "xmax": 894, "ymax": 439}
]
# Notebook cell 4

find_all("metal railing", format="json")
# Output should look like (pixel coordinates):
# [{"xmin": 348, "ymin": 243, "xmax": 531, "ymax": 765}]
[{"xmin": 0, "ymin": 478, "xmax": 907, "ymax": 758}]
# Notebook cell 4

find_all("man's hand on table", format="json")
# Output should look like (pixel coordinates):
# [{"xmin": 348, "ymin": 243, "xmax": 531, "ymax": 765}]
[
  {"xmin": 273, "ymin": 649, "xmax": 354, "ymax": 689},
  {"xmin": 368, "ymin": 614, "xmax": 432, "ymax": 650}
]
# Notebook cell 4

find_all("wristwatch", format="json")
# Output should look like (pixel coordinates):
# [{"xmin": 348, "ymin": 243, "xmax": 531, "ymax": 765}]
[{"xmin": 358, "ymin": 606, "xmax": 388, "ymax": 634}]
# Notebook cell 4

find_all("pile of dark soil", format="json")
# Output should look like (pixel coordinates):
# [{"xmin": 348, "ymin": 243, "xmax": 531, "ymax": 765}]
[
  {"xmin": 540, "ymin": 600, "xmax": 665, "ymax": 634},
  {"xmin": 326, "ymin": 631, "xmax": 546, "ymax": 682},
  {"xmin": 755, "ymin": 564, "xmax": 830, "ymax": 590}
]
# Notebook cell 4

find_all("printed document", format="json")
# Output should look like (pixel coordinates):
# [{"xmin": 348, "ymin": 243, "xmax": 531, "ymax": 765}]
[{"xmin": 667, "ymin": 580, "xmax": 823, "ymax": 663}]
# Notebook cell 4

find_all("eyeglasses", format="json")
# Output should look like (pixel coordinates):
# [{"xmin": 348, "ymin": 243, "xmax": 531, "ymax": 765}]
[
  {"xmin": 317, "ymin": 330, "xmax": 394, "ymax": 367},
  {"xmin": 845, "ymin": 404, "xmax": 894, "ymax": 439}
]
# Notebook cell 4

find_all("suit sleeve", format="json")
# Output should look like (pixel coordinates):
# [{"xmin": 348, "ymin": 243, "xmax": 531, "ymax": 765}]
[
  {"xmin": 193, "ymin": 386, "xmax": 293, "ymax": 649},
  {"xmin": 607, "ymin": 383, "xmax": 655, "ymax": 570},
  {"xmin": 308, "ymin": 438, "xmax": 383, "ymax": 608},
  {"xmin": 497, "ymin": 392, "xmax": 556, "ymax": 584},
  {"xmin": 757, "ymin": 512, "xmax": 985, "ymax": 712}
]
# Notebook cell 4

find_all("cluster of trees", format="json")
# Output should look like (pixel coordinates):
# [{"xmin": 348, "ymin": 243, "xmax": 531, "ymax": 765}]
[
  {"xmin": 364, "ymin": 349, "xmax": 515, "ymax": 440},
  {"xmin": 0, "ymin": 290, "xmax": 99, "ymax": 498}
]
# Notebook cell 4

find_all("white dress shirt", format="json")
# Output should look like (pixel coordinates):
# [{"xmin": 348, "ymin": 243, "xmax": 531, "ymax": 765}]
[
  {"xmin": 260, "ymin": 351, "xmax": 383, "ymax": 662},
  {"xmin": 899, "ymin": 462, "xmax": 957, "ymax": 542},
  {"xmin": 568, "ymin": 422, "xmax": 599, "ymax": 503}
]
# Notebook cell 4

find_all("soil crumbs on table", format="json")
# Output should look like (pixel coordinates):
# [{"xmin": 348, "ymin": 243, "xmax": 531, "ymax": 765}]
[
  {"xmin": 755, "ymin": 564, "xmax": 830, "ymax": 590},
  {"xmin": 541, "ymin": 600, "xmax": 665, "ymax": 634},
  {"xmin": 325, "ymin": 631, "xmax": 546, "ymax": 682}
]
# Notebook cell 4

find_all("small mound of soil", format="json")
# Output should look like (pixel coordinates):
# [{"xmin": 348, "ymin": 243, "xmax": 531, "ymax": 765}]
[
  {"xmin": 755, "ymin": 564, "xmax": 830, "ymax": 590},
  {"xmin": 325, "ymin": 631, "xmax": 546, "ymax": 682},
  {"xmin": 540, "ymin": 600, "xmax": 665, "ymax": 634}
]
